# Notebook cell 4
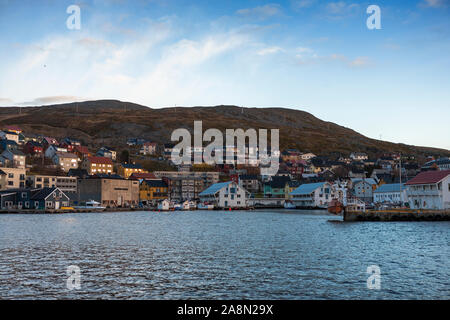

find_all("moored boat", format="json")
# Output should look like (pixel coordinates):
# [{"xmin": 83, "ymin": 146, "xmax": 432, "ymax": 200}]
[{"xmin": 328, "ymin": 199, "xmax": 344, "ymax": 214}]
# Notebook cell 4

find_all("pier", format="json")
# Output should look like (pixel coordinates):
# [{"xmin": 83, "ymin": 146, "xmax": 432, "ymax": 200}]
[{"xmin": 343, "ymin": 209, "xmax": 450, "ymax": 221}]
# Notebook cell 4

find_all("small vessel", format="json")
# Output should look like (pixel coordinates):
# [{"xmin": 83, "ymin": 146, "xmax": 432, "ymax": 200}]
[
  {"xmin": 182, "ymin": 200, "xmax": 197, "ymax": 210},
  {"xmin": 157, "ymin": 199, "xmax": 171, "ymax": 211},
  {"xmin": 198, "ymin": 202, "xmax": 214, "ymax": 210},
  {"xmin": 284, "ymin": 200, "xmax": 296, "ymax": 209},
  {"xmin": 173, "ymin": 203, "xmax": 183, "ymax": 211},
  {"xmin": 75, "ymin": 200, "xmax": 106, "ymax": 210},
  {"xmin": 328, "ymin": 199, "xmax": 344, "ymax": 214}
]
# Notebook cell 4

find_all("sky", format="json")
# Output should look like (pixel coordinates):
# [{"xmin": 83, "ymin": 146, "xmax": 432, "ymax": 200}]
[{"xmin": 0, "ymin": 0, "xmax": 449, "ymax": 150}]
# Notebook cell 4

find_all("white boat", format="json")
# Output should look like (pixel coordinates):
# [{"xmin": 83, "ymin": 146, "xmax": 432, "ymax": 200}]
[
  {"xmin": 284, "ymin": 200, "xmax": 296, "ymax": 209},
  {"xmin": 75, "ymin": 200, "xmax": 106, "ymax": 210},
  {"xmin": 198, "ymin": 202, "xmax": 214, "ymax": 210},
  {"xmin": 182, "ymin": 200, "xmax": 197, "ymax": 210},
  {"xmin": 157, "ymin": 199, "xmax": 171, "ymax": 211}
]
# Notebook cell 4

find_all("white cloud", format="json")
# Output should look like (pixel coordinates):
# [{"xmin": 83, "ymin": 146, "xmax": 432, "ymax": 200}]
[
  {"xmin": 292, "ymin": 0, "xmax": 316, "ymax": 10},
  {"xmin": 420, "ymin": 0, "xmax": 449, "ymax": 8},
  {"xmin": 257, "ymin": 46, "xmax": 284, "ymax": 56},
  {"xmin": 0, "ymin": 18, "xmax": 250, "ymax": 107},
  {"xmin": 325, "ymin": 2, "xmax": 359, "ymax": 17},
  {"xmin": 236, "ymin": 4, "xmax": 282, "ymax": 20}
]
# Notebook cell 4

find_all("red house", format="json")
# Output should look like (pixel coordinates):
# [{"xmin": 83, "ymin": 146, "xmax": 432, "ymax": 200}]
[{"xmin": 24, "ymin": 141, "xmax": 44, "ymax": 156}]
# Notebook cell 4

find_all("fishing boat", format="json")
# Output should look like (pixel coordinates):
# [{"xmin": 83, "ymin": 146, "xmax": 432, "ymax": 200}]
[
  {"xmin": 328, "ymin": 199, "xmax": 344, "ymax": 214},
  {"xmin": 198, "ymin": 202, "xmax": 214, "ymax": 210}
]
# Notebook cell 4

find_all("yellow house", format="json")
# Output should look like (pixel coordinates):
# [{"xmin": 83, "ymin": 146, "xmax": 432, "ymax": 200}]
[
  {"xmin": 285, "ymin": 181, "xmax": 300, "ymax": 199},
  {"xmin": 118, "ymin": 163, "xmax": 147, "ymax": 179},
  {"xmin": 139, "ymin": 179, "xmax": 168, "ymax": 205}
]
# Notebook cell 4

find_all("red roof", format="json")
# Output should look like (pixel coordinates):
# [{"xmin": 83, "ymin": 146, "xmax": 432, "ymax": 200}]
[
  {"xmin": 87, "ymin": 156, "xmax": 113, "ymax": 165},
  {"xmin": 129, "ymin": 172, "xmax": 156, "ymax": 180},
  {"xmin": 405, "ymin": 170, "xmax": 450, "ymax": 185},
  {"xmin": 75, "ymin": 145, "xmax": 90, "ymax": 154}
]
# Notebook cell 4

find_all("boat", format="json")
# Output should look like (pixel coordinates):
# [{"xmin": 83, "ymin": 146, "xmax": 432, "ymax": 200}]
[
  {"xmin": 157, "ymin": 199, "xmax": 171, "ymax": 211},
  {"xmin": 283, "ymin": 200, "xmax": 296, "ymax": 209},
  {"xmin": 74, "ymin": 200, "xmax": 106, "ymax": 210},
  {"xmin": 328, "ymin": 199, "xmax": 344, "ymax": 214},
  {"xmin": 173, "ymin": 203, "xmax": 183, "ymax": 211},
  {"xmin": 182, "ymin": 200, "xmax": 197, "ymax": 210},
  {"xmin": 198, "ymin": 202, "xmax": 214, "ymax": 210}
]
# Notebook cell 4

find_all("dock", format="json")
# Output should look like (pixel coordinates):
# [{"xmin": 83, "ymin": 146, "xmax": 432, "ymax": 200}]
[{"xmin": 343, "ymin": 209, "xmax": 450, "ymax": 221}]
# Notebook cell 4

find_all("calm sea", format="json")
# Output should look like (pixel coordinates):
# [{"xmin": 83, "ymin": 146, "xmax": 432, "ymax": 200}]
[{"xmin": 0, "ymin": 210, "xmax": 448, "ymax": 299}]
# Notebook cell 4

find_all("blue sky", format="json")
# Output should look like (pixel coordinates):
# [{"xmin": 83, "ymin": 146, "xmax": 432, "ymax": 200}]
[{"xmin": 0, "ymin": 0, "xmax": 449, "ymax": 150}]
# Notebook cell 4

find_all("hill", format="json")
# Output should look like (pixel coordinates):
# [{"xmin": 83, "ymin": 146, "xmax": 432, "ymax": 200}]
[{"xmin": 1, "ymin": 100, "xmax": 448, "ymax": 161}]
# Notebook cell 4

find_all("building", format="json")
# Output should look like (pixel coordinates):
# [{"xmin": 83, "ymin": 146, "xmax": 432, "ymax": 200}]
[
  {"xmin": 263, "ymin": 176, "xmax": 291, "ymax": 198},
  {"xmin": 1, "ymin": 149, "xmax": 26, "ymax": 168},
  {"xmin": 129, "ymin": 172, "xmax": 157, "ymax": 181},
  {"xmin": 24, "ymin": 141, "xmax": 44, "ymax": 157},
  {"xmin": 300, "ymin": 153, "xmax": 316, "ymax": 161},
  {"xmin": 42, "ymin": 137, "xmax": 59, "ymax": 149},
  {"xmin": 26, "ymin": 175, "xmax": 78, "ymax": 193},
  {"xmin": 238, "ymin": 174, "xmax": 260, "ymax": 195},
  {"xmin": 96, "ymin": 146, "xmax": 117, "ymax": 161},
  {"xmin": 285, "ymin": 181, "xmax": 300, "ymax": 199},
  {"xmin": 74, "ymin": 146, "xmax": 91, "ymax": 160},
  {"xmin": 153, "ymin": 171, "xmax": 219, "ymax": 201},
  {"xmin": 405, "ymin": 170, "xmax": 450, "ymax": 210},
  {"xmin": 350, "ymin": 152, "xmax": 369, "ymax": 161},
  {"xmin": 140, "ymin": 142, "xmax": 158, "ymax": 155},
  {"xmin": 30, "ymin": 187, "xmax": 71, "ymax": 210},
  {"xmin": 351, "ymin": 178, "xmax": 377, "ymax": 202},
  {"xmin": 0, "ymin": 167, "xmax": 26, "ymax": 189},
  {"xmin": 53, "ymin": 152, "xmax": 79, "ymax": 172},
  {"xmin": 81, "ymin": 156, "xmax": 113, "ymax": 175},
  {"xmin": 139, "ymin": 179, "xmax": 168, "ymax": 205},
  {"xmin": 45, "ymin": 145, "xmax": 67, "ymax": 159},
  {"xmin": 373, "ymin": 183, "xmax": 407, "ymax": 204},
  {"xmin": 77, "ymin": 175, "xmax": 139, "ymax": 207},
  {"xmin": 199, "ymin": 181, "xmax": 249, "ymax": 208},
  {"xmin": 290, "ymin": 182, "xmax": 334, "ymax": 208},
  {"xmin": 0, "ymin": 130, "xmax": 19, "ymax": 143},
  {"xmin": 117, "ymin": 163, "xmax": 147, "ymax": 179}
]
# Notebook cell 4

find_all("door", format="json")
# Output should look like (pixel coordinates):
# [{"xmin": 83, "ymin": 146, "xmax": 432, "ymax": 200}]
[{"xmin": 55, "ymin": 201, "xmax": 60, "ymax": 210}]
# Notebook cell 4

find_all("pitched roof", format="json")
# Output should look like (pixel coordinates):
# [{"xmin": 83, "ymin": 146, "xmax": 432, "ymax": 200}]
[
  {"xmin": 290, "ymin": 182, "xmax": 327, "ymax": 195},
  {"xmin": 142, "ymin": 179, "xmax": 167, "ymax": 188},
  {"xmin": 405, "ymin": 170, "xmax": 450, "ymax": 185},
  {"xmin": 75, "ymin": 145, "xmax": 90, "ymax": 154},
  {"xmin": 30, "ymin": 187, "xmax": 68, "ymax": 200},
  {"xmin": 199, "ymin": 181, "xmax": 232, "ymax": 196},
  {"xmin": 351, "ymin": 178, "xmax": 377, "ymax": 185},
  {"xmin": 55, "ymin": 152, "xmax": 78, "ymax": 159},
  {"xmin": 87, "ymin": 156, "xmax": 113, "ymax": 165},
  {"xmin": 129, "ymin": 172, "xmax": 157, "ymax": 180},
  {"xmin": 121, "ymin": 163, "xmax": 143, "ymax": 169},
  {"xmin": 374, "ymin": 183, "xmax": 405, "ymax": 194}
]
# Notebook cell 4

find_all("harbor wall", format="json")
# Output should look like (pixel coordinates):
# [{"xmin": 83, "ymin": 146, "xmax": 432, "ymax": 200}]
[{"xmin": 343, "ymin": 209, "xmax": 450, "ymax": 221}]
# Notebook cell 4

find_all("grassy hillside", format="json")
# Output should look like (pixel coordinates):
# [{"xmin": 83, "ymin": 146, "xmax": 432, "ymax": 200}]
[{"xmin": 1, "ymin": 100, "xmax": 448, "ymax": 161}]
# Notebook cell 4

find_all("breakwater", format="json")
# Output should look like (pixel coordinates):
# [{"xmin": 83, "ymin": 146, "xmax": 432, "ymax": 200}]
[{"xmin": 343, "ymin": 209, "xmax": 450, "ymax": 221}]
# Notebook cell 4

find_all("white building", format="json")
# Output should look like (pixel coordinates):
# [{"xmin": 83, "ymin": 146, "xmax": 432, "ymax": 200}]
[
  {"xmin": 300, "ymin": 152, "xmax": 316, "ymax": 161},
  {"xmin": 405, "ymin": 170, "xmax": 450, "ymax": 210},
  {"xmin": 1, "ymin": 149, "xmax": 26, "ymax": 168},
  {"xmin": 289, "ymin": 182, "xmax": 335, "ymax": 208},
  {"xmin": 350, "ymin": 152, "xmax": 369, "ymax": 161},
  {"xmin": 45, "ymin": 145, "xmax": 67, "ymax": 159},
  {"xmin": 373, "ymin": 183, "xmax": 408, "ymax": 204},
  {"xmin": 199, "ymin": 181, "xmax": 249, "ymax": 209}
]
